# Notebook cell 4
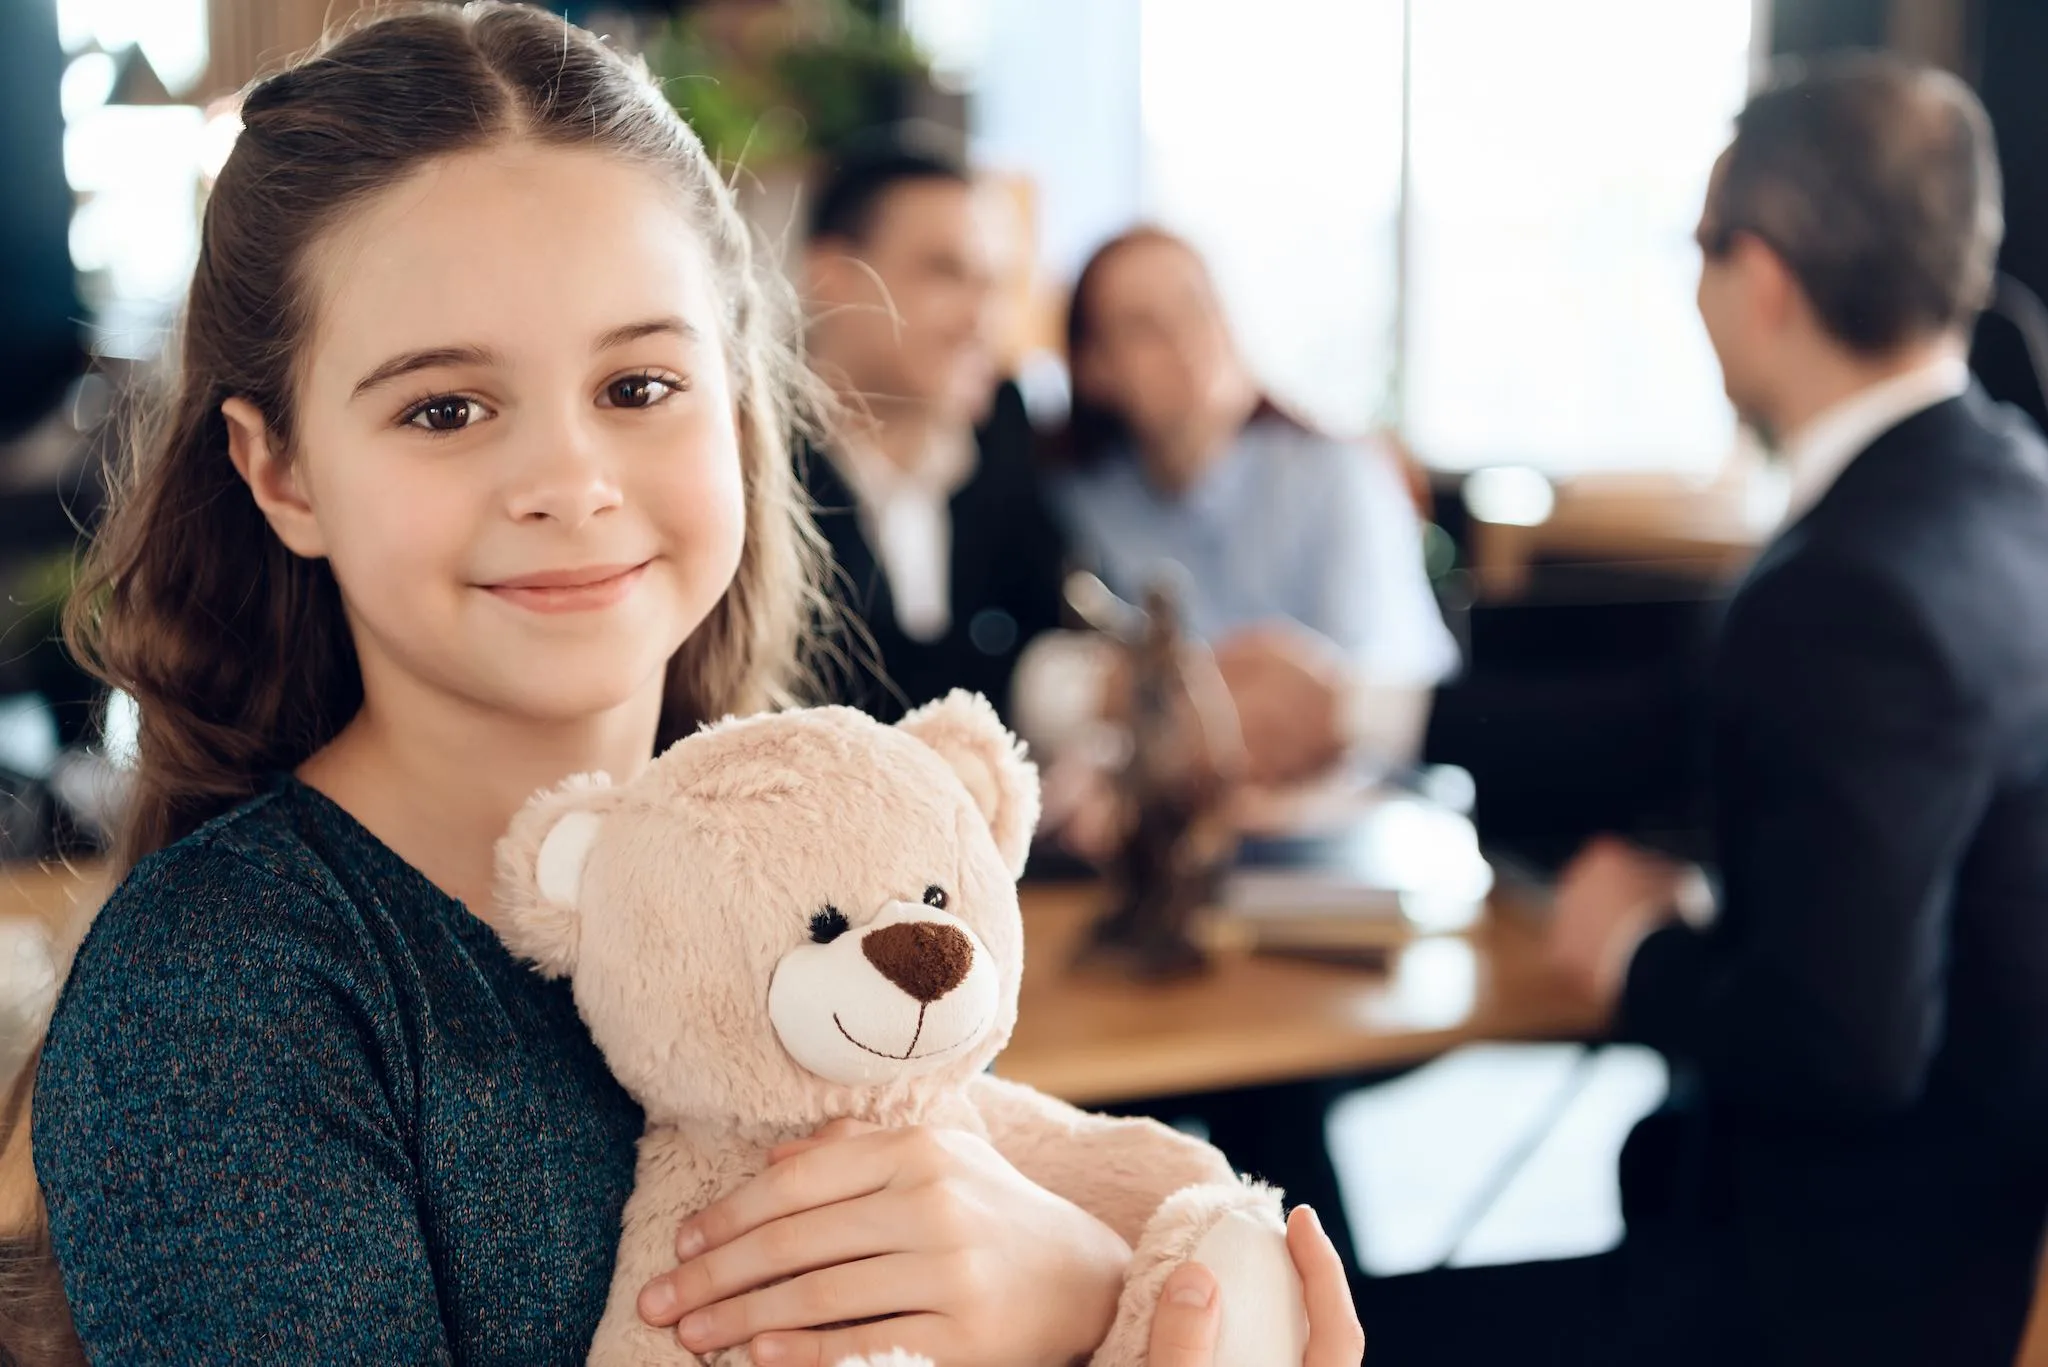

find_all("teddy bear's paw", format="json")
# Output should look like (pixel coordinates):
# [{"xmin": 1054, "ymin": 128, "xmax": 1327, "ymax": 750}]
[
  {"xmin": 1186, "ymin": 1200, "xmax": 1309, "ymax": 1367},
  {"xmin": 1091, "ymin": 1181, "xmax": 1307, "ymax": 1367},
  {"xmin": 829, "ymin": 1352, "xmax": 934, "ymax": 1367}
]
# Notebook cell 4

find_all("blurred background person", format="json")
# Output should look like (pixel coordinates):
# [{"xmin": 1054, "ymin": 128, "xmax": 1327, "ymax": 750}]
[
  {"xmin": 1022, "ymin": 228, "xmax": 1457, "ymax": 801},
  {"xmin": 799, "ymin": 135, "xmax": 1069, "ymax": 725},
  {"xmin": 1366, "ymin": 54, "xmax": 2048, "ymax": 1367}
]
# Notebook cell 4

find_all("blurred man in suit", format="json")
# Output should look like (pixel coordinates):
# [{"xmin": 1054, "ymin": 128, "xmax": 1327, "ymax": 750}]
[
  {"xmin": 799, "ymin": 138, "xmax": 1069, "ymax": 724},
  {"xmin": 1365, "ymin": 54, "xmax": 2048, "ymax": 1367}
]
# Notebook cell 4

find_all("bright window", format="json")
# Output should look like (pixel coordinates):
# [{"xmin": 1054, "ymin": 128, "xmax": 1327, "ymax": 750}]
[
  {"xmin": 1141, "ymin": 0, "xmax": 1406, "ymax": 439},
  {"xmin": 53, "ymin": 0, "xmax": 211, "ymax": 356},
  {"xmin": 1137, "ymin": 0, "xmax": 1755, "ymax": 474},
  {"xmin": 1403, "ymin": 0, "xmax": 1753, "ymax": 472}
]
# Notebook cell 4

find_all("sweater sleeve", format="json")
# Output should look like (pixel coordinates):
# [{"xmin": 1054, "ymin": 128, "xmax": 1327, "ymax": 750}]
[{"xmin": 34, "ymin": 843, "xmax": 453, "ymax": 1364}]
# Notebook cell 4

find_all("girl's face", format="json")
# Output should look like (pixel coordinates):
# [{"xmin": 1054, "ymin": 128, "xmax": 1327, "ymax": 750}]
[
  {"xmin": 1074, "ymin": 237, "xmax": 1248, "ymax": 447},
  {"xmin": 229, "ymin": 143, "xmax": 746, "ymax": 730}
]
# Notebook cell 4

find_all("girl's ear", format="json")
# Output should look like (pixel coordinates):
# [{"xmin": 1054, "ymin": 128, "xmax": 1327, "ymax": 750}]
[{"xmin": 222, "ymin": 397, "xmax": 326, "ymax": 559}]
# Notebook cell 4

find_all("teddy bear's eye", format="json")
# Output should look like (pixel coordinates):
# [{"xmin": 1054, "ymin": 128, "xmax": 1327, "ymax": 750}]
[
  {"xmin": 922, "ymin": 885, "xmax": 948, "ymax": 910},
  {"xmin": 809, "ymin": 906, "xmax": 850, "ymax": 944}
]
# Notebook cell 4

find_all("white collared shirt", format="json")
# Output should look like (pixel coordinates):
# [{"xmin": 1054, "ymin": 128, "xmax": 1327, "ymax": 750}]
[
  {"xmin": 830, "ymin": 425, "xmax": 976, "ymax": 642},
  {"xmin": 1780, "ymin": 355, "xmax": 1973, "ymax": 526}
]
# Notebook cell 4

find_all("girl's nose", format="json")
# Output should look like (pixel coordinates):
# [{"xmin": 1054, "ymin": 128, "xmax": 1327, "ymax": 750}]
[{"xmin": 503, "ymin": 415, "xmax": 623, "ymax": 527}]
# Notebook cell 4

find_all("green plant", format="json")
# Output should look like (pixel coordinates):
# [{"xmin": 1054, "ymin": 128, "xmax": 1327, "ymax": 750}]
[
  {"xmin": 641, "ymin": 0, "xmax": 931, "ymax": 172},
  {"xmin": 1, "ymin": 552, "xmax": 75, "ymax": 656}
]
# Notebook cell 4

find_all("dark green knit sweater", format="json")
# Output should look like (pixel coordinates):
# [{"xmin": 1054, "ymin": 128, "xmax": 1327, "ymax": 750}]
[{"xmin": 35, "ymin": 777, "xmax": 644, "ymax": 1364}]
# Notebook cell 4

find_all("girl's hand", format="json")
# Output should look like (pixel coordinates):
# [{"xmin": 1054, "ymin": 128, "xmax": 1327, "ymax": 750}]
[
  {"xmin": 635, "ymin": 1119, "xmax": 1131, "ymax": 1366},
  {"xmin": 1147, "ymin": 1205, "xmax": 1366, "ymax": 1367}
]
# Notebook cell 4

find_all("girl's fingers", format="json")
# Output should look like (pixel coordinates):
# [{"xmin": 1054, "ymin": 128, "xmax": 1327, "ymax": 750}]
[
  {"xmin": 641, "ymin": 1186, "xmax": 927, "ymax": 1326},
  {"xmin": 1148, "ymin": 1261, "xmax": 1223, "ymax": 1367},
  {"xmin": 668, "ymin": 1252, "xmax": 951, "ymax": 1354},
  {"xmin": 746, "ymin": 1313, "xmax": 951, "ymax": 1367},
  {"xmin": 679, "ymin": 1128, "xmax": 930, "ymax": 1259},
  {"xmin": 1289, "ymin": 1205, "xmax": 1367, "ymax": 1366},
  {"xmin": 642, "ymin": 1127, "xmax": 961, "ymax": 1327}
]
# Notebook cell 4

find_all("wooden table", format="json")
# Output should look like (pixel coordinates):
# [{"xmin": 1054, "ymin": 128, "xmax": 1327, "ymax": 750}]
[
  {"xmin": 1, "ymin": 862, "xmax": 109, "ymax": 1150},
  {"xmin": 999, "ymin": 882, "xmax": 1600, "ymax": 1106},
  {"xmin": 996, "ymin": 881, "xmax": 1600, "ymax": 1271},
  {"xmin": 0, "ymin": 860, "xmax": 107, "ymax": 943}
]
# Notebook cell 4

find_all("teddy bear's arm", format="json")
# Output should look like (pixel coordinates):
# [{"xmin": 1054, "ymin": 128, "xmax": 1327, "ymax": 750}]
[{"xmin": 966, "ymin": 1071, "xmax": 1238, "ymax": 1247}]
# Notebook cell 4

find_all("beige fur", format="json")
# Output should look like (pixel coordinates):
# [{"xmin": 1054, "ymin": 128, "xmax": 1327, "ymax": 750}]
[{"xmin": 490, "ymin": 692, "xmax": 1304, "ymax": 1366}]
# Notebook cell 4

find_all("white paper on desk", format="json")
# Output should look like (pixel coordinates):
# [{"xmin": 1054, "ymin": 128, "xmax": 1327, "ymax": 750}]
[
  {"xmin": 1221, "ymin": 872, "xmax": 1408, "ymax": 916},
  {"xmin": 1216, "ymin": 795, "xmax": 1494, "ymax": 935}
]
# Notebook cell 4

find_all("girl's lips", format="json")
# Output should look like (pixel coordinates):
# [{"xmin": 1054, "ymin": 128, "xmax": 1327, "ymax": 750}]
[{"xmin": 482, "ymin": 560, "xmax": 650, "ymax": 613}]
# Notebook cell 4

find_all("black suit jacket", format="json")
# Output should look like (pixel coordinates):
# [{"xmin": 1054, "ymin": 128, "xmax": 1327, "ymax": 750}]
[
  {"xmin": 802, "ymin": 385, "xmax": 1069, "ymax": 724},
  {"xmin": 1620, "ymin": 387, "xmax": 2048, "ymax": 1365}
]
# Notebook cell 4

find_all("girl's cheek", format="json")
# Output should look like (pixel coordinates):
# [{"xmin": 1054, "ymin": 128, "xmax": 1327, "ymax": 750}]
[{"xmin": 335, "ymin": 474, "xmax": 479, "ymax": 582}]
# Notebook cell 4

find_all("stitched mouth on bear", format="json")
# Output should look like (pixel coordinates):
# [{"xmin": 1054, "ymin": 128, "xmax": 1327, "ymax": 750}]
[{"xmin": 831, "ymin": 1005, "xmax": 989, "ymax": 1062}]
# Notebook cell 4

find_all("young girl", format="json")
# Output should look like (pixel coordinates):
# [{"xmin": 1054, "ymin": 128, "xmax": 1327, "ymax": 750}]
[{"xmin": 1, "ymin": 6, "xmax": 1359, "ymax": 1365}]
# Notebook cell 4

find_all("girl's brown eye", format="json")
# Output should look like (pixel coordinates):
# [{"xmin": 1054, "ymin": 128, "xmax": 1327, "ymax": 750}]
[
  {"xmin": 603, "ymin": 374, "xmax": 679, "ymax": 409},
  {"xmin": 407, "ymin": 396, "xmax": 479, "ymax": 432}
]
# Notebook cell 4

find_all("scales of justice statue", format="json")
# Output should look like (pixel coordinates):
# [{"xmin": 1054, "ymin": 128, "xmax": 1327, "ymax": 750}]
[{"xmin": 1065, "ymin": 572, "xmax": 1246, "ymax": 982}]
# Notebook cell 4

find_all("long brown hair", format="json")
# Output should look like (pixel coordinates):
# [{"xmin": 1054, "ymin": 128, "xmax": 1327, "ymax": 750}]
[
  {"xmin": 0, "ymin": 6, "xmax": 825, "ymax": 1361},
  {"xmin": 1057, "ymin": 226, "xmax": 1184, "ymax": 470}
]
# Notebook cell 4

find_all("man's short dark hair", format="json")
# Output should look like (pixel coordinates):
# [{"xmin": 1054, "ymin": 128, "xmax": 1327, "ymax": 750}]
[
  {"xmin": 806, "ymin": 132, "xmax": 970, "ymax": 246},
  {"xmin": 1703, "ymin": 52, "xmax": 2004, "ymax": 354}
]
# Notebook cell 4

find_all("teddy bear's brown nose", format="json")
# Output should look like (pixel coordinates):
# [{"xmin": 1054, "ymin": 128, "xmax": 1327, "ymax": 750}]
[{"xmin": 861, "ymin": 921, "xmax": 973, "ymax": 1003}]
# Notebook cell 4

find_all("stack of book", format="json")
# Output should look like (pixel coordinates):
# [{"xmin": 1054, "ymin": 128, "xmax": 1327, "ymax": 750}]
[{"xmin": 1208, "ymin": 792, "xmax": 1495, "ymax": 963}]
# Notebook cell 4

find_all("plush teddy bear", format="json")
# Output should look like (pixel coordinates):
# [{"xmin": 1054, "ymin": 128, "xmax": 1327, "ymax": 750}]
[{"xmin": 491, "ymin": 692, "xmax": 1308, "ymax": 1366}]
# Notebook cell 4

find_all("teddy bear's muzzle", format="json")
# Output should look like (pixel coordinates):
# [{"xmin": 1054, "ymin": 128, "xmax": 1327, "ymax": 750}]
[{"xmin": 767, "ymin": 905, "xmax": 1001, "ymax": 1087}]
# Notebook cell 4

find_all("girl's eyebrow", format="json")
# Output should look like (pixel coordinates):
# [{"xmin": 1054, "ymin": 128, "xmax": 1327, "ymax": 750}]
[
  {"xmin": 352, "ymin": 344, "xmax": 501, "ymax": 399},
  {"xmin": 350, "ymin": 318, "xmax": 697, "ymax": 399},
  {"xmin": 593, "ymin": 315, "xmax": 699, "ymax": 351}
]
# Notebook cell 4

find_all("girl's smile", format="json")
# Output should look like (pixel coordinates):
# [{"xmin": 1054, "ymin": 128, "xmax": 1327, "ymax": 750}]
[{"xmin": 480, "ymin": 559, "xmax": 655, "ymax": 615}]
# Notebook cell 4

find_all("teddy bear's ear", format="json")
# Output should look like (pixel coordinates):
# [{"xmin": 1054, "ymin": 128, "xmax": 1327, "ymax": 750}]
[
  {"xmin": 490, "ymin": 773, "xmax": 620, "ymax": 977},
  {"xmin": 898, "ymin": 690, "xmax": 1041, "ymax": 880}
]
